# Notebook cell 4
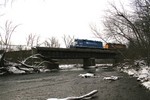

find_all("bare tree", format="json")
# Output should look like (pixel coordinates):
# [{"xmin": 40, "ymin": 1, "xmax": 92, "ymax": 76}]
[
  {"xmin": 26, "ymin": 33, "xmax": 41, "ymax": 47},
  {"xmin": 91, "ymin": 0, "xmax": 150, "ymax": 61},
  {"xmin": 133, "ymin": 0, "xmax": 150, "ymax": 65},
  {"xmin": 0, "ymin": 20, "xmax": 19, "ymax": 50},
  {"xmin": 44, "ymin": 37, "xmax": 60, "ymax": 48},
  {"xmin": 0, "ymin": 0, "xmax": 15, "ymax": 7},
  {"xmin": 36, "ymin": 35, "xmax": 41, "ymax": 47},
  {"xmin": 62, "ymin": 34, "xmax": 74, "ymax": 48},
  {"xmin": 26, "ymin": 33, "xmax": 36, "ymax": 47},
  {"xmin": 92, "ymin": 2, "xmax": 135, "ymax": 44}
]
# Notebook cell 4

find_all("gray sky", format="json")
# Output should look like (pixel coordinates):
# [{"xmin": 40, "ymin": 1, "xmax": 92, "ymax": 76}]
[{"xmin": 0, "ymin": 0, "xmax": 130, "ymax": 47}]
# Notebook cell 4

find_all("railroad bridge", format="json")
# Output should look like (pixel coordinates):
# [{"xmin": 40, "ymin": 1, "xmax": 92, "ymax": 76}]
[{"xmin": 34, "ymin": 47, "xmax": 119, "ymax": 68}]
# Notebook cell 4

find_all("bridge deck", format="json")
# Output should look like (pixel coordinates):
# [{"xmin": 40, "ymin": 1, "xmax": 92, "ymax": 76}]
[{"xmin": 34, "ymin": 47, "xmax": 118, "ymax": 59}]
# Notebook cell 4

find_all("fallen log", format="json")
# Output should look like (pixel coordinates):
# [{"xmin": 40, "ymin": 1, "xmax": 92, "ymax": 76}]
[
  {"xmin": 15, "ymin": 66, "xmax": 33, "ymax": 73},
  {"xmin": 18, "ymin": 61, "xmax": 40, "ymax": 73},
  {"xmin": 35, "ymin": 54, "xmax": 58, "ymax": 64},
  {"xmin": 18, "ymin": 60, "xmax": 35, "ymax": 68},
  {"xmin": 21, "ymin": 53, "xmax": 59, "ymax": 68},
  {"xmin": 47, "ymin": 90, "xmax": 98, "ymax": 100}
]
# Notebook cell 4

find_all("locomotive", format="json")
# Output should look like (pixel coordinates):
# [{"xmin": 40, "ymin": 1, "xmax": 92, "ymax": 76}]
[
  {"xmin": 104, "ymin": 43, "xmax": 126, "ymax": 49},
  {"xmin": 70, "ymin": 39, "xmax": 126, "ymax": 49},
  {"xmin": 70, "ymin": 39, "xmax": 103, "ymax": 48}
]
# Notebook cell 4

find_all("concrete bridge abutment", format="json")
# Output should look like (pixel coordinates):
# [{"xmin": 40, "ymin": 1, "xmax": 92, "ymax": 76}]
[{"xmin": 83, "ymin": 58, "xmax": 95, "ymax": 68}]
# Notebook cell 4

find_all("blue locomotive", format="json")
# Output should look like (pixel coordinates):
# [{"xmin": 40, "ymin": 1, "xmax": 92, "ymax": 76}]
[{"xmin": 70, "ymin": 39, "xmax": 103, "ymax": 48}]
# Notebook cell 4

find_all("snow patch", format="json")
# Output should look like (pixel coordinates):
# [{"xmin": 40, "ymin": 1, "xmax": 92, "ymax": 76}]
[
  {"xmin": 103, "ymin": 76, "xmax": 119, "ymax": 81},
  {"xmin": 142, "ymin": 81, "xmax": 150, "ymax": 90},
  {"xmin": 8, "ymin": 66, "xmax": 26, "ymax": 74},
  {"xmin": 119, "ymin": 60, "xmax": 150, "ymax": 90},
  {"xmin": 59, "ymin": 64, "xmax": 82, "ymax": 69},
  {"xmin": 79, "ymin": 73, "xmax": 95, "ymax": 78}
]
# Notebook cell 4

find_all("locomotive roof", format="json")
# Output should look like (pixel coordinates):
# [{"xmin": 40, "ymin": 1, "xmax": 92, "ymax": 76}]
[
  {"xmin": 75, "ymin": 39, "xmax": 102, "ymax": 42},
  {"xmin": 106, "ymin": 43, "xmax": 126, "ymax": 45}
]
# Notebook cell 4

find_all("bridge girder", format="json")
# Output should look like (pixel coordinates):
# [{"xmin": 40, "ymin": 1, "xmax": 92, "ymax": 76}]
[{"xmin": 34, "ymin": 47, "xmax": 118, "ymax": 59}]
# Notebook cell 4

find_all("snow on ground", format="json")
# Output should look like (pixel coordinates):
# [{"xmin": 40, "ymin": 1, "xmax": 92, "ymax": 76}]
[
  {"xmin": 103, "ymin": 76, "xmax": 119, "ymax": 81},
  {"xmin": 59, "ymin": 64, "xmax": 83, "ymax": 71},
  {"xmin": 96, "ymin": 64, "xmax": 113, "ymax": 67},
  {"xmin": 78, "ymin": 73, "xmax": 95, "ymax": 78},
  {"xmin": 118, "ymin": 60, "xmax": 150, "ymax": 90},
  {"xmin": 142, "ymin": 81, "xmax": 150, "ymax": 90},
  {"xmin": 8, "ymin": 66, "xmax": 26, "ymax": 74}
]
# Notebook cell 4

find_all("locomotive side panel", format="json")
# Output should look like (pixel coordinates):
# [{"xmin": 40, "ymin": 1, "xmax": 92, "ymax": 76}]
[
  {"xmin": 70, "ymin": 39, "xmax": 103, "ymax": 48},
  {"xmin": 104, "ymin": 43, "xmax": 126, "ymax": 49}
]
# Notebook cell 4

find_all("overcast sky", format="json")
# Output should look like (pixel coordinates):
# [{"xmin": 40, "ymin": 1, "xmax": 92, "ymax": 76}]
[{"xmin": 0, "ymin": 0, "xmax": 130, "ymax": 47}]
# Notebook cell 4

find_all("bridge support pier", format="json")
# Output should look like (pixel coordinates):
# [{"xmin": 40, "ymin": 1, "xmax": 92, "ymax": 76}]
[
  {"xmin": 83, "ymin": 58, "xmax": 95, "ymax": 68},
  {"xmin": 113, "ymin": 53, "xmax": 124, "ymax": 67},
  {"xmin": 44, "ymin": 62, "xmax": 59, "ymax": 69}
]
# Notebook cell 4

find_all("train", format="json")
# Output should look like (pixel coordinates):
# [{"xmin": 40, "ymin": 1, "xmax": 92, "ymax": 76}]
[
  {"xmin": 70, "ymin": 39, "xmax": 126, "ymax": 49},
  {"xmin": 104, "ymin": 43, "xmax": 126, "ymax": 49},
  {"xmin": 70, "ymin": 39, "xmax": 103, "ymax": 48}
]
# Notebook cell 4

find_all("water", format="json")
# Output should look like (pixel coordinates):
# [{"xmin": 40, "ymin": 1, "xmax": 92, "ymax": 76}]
[{"xmin": 0, "ymin": 67, "xmax": 150, "ymax": 100}]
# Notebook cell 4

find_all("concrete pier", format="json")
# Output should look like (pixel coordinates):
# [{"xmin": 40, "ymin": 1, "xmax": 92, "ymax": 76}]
[{"xmin": 83, "ymin": 58, "xmax": 95, "ymax": 68}]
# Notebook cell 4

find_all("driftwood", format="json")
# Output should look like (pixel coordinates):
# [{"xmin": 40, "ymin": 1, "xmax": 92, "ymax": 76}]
[
  {"xmin": 18, "ymin": 61, "xmax": 40, "ymax": 73},
  {"xmin": 35, "ymin": 54, "xmax": 58, "ymax": 64},
  {"xmin": 31, "ymin": 54, "xmax": 59, "ymax": 69},
  {"xmin": 18, "ymin": 53, "xmax": 58, "ymax": 68},
  {"xmin": 18, "ymin": 60, "xmax": 35, "ymax": 68},
  {"xmin": 15, "ymin": 65, "xmax": 33, "ymax": 73},
  {"xmin": 78, "ymin": 73, "xmax": 97, "ymax": 78},
  {"xmin": 103, "ymin": 76, "xmax": 119, "ymax": 81},
  {"xmin": 17, "ymin": 54, "xmax": 46, "ymax": 69},
  {"xmin": 0, "ymin": 53, "xmax": 41, "ymax": 74},
  {"xmin": 47, "ymin": 90, "xmax": 98, "ymax": 100},
  {"xmin": 0, "ymin": 52, "xmax": 59, "ymax": 75},
  {"xmin": 18, "ymin": 53, "xmax": 59, "ymax": 72}
]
